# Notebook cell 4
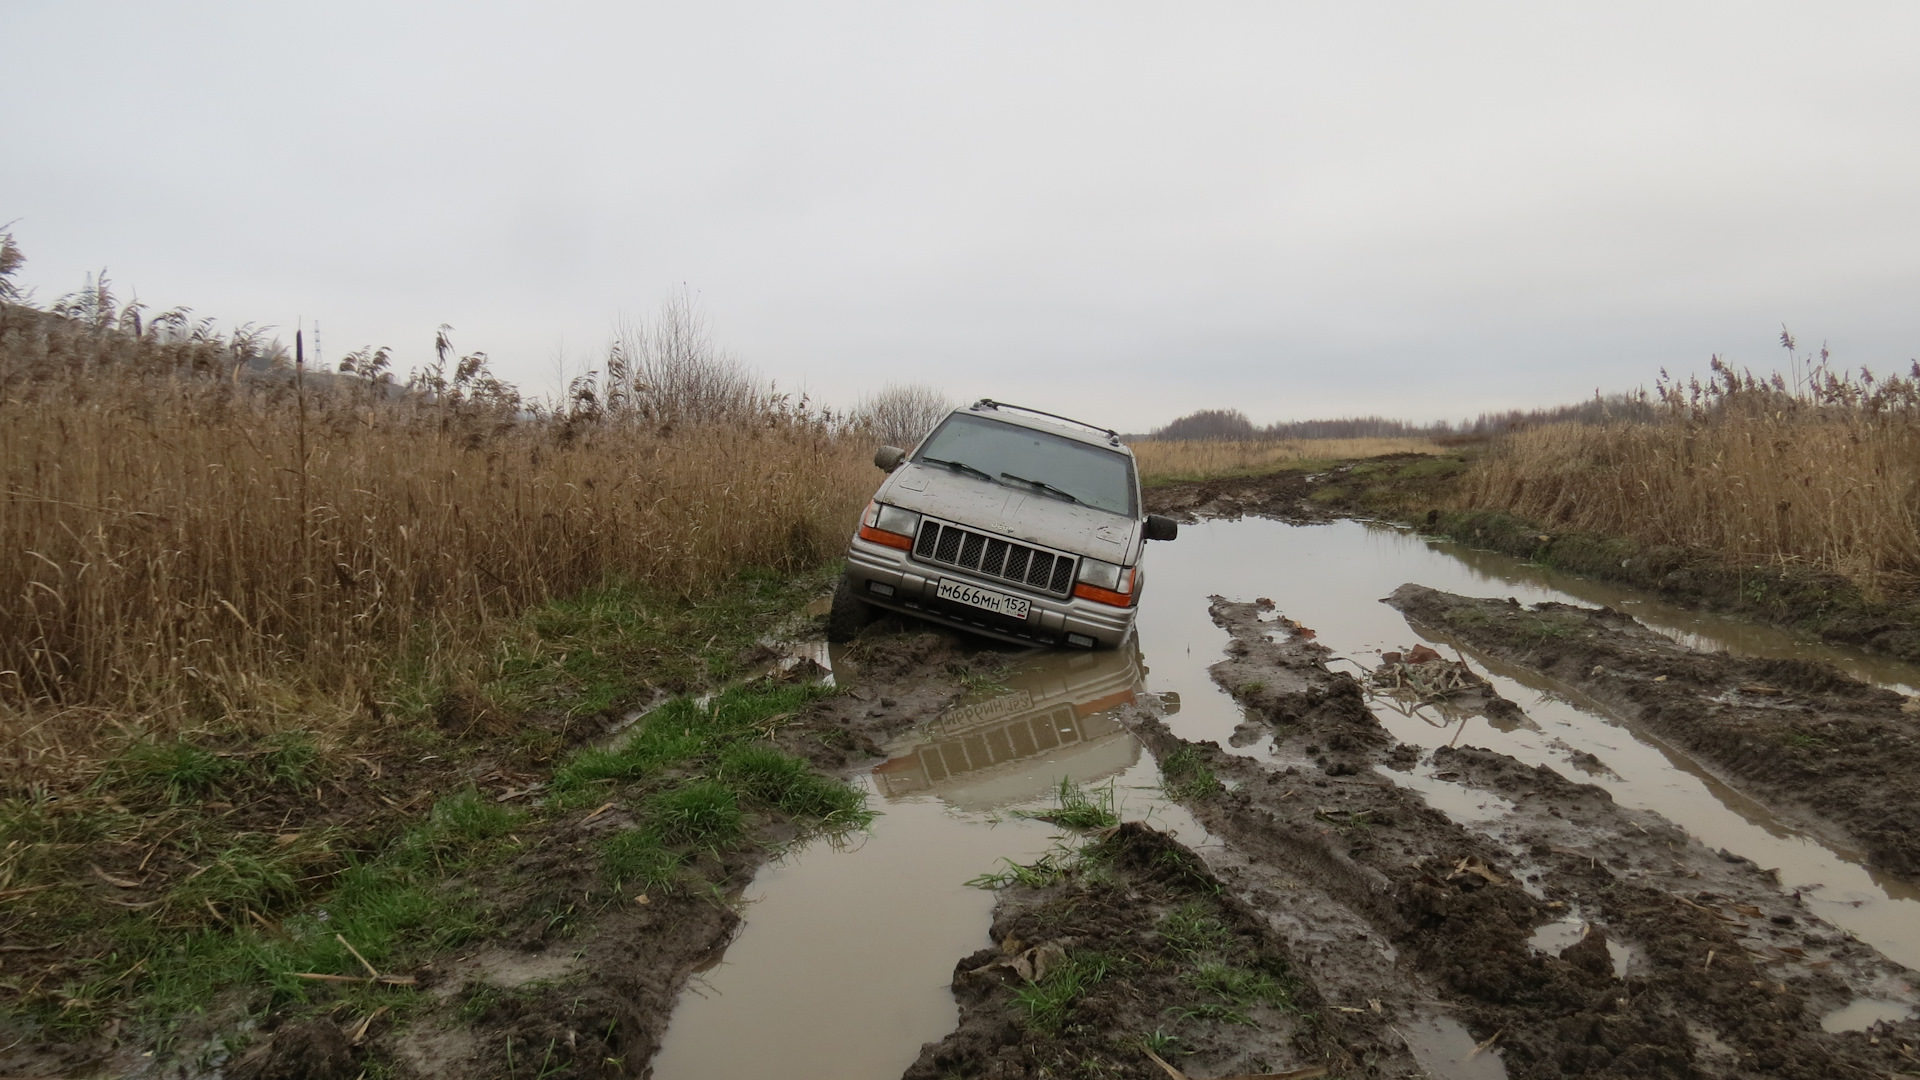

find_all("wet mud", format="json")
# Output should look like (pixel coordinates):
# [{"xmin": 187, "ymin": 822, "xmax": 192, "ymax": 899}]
[
  {"xmin": 359, "ymin": 514, "xmax": 1920, "ymax": 1080},
  {"xmin": 1387, "ymin": 583, "xmax": 1920, "ymax": 878},
  {"xmin": 1115, "ymin": 598, "xmax": 1920, "ymax": 1078}
]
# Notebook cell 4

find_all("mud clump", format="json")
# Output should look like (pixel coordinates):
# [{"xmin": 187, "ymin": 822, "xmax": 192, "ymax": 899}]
[
  {"xmin": 1144, "ymin": 452, "xmax": 1467, "ymax": 525},
  {"xmin": 1386, "ymin": 582, "xmax": 1920, "ymax": 877},
  {"xmin": 228, "ymin": 1020, "xmax": 356, "ymax": 1080},
  {"xmin": 906, "ymin": 822, "xmax": 1353, "ymax": 1080}
]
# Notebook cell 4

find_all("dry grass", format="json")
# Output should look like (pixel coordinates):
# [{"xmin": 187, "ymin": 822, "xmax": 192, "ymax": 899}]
[
  {"xmin": 0, "ymin": 300, "xmax": 872, "ymax": 781},
  {"xmin": 1133, "ymin": 436, "xmax": 1447, "ymax": 483},
  {"xmin": 1459, "ymin": 354, "xmax": 1920, "ymax": 595}
]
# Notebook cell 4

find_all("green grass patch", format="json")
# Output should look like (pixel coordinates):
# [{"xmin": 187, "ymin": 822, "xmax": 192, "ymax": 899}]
[
  {"xmin": 717, "ymin": 743, "xmax": 867, "ymax": 823},
  {"xmin": 601, "ymin": 830, "xmax": 683, "ymax": 893},
  {"xmin": 1013, "ymin": 951, "xmax": 1117, "ymax": 1034},
  {"xmin": 1182, "ymin": 961, "xmax": 1292, "ymax": 1008},
  {"xmin": 645, "ymin": 781, "xmax": 743, "ymax": 849},
  {"xmin": 1157, "ymin": 901, "xmax": 1231, "ymax": 958},
  {"xmin": 1016, "ymin": 777, "xmax": 1120, "ymax": 831},
  {"xmin": 42, "ymin": 786, "xmax": 519, "ymax": 1040},
  {"xmin": 481, "ymin": 565, "xmax": 839, "ymax": 718},
  {"xmin": 1160, "ymin": 746, "xmax": 1223, "ymax": 800},
  {"xmin": 966, "ymin": 852, "xmax": 1073, "ymax": 890}
]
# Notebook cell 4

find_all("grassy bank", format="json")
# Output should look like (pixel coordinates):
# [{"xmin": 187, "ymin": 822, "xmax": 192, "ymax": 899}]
[{"xmin": 0, "ymin": 564, "xmax": 865, "ymax": 1059}]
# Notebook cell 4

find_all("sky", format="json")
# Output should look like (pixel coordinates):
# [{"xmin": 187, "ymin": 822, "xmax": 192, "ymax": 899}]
[{"xmin": 5, "ymin": 2, "xmax": 1918, "ymax": 432}]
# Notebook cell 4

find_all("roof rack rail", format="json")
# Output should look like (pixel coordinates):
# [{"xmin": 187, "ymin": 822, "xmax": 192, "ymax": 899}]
[{"xmin": 970, "ymin": 399, "xmax": 1122, "ymax": 446}]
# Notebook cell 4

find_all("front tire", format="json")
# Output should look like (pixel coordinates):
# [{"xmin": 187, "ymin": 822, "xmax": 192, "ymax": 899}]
[{"xmin": 826, "ymin": 572, "xmax": 877, "ymax": 643}]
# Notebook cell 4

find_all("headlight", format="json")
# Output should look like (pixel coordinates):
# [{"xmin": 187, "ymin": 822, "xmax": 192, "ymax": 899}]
[
  {"xmin": 1076, "ymin": 557, "xmax": 1126, "ymax": 592},
  {"xmin": 874, "ymin": 503, "xmax": 921, "ymax": 536},
  {"xmin": 859, "ymin": 501, "xmax": 922, "ymax": 551}
]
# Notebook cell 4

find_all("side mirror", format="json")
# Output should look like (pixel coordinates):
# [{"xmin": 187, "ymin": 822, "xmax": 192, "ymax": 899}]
[
  {"xmin": 1143, "ymin": 514, "xmax": 1178, "ymax": 541},
  {"xmin": 874, "ymin": 446, "xmax": 906, "ymax": 472}
]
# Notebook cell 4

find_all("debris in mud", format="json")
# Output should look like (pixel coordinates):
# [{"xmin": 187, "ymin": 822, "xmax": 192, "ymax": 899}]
[
  {"xmin": 1386, "ymin": 582, "xmax": 1920, "ymax": 878},
  {"xmin": 1368, "ymin": 643, "xmax": 1525, "ymax": 733}
]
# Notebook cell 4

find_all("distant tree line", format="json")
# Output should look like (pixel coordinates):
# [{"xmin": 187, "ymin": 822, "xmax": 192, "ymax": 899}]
[{"xmin": 1144, "ymin": 394, "xmax": 1657, "ymax": 441}]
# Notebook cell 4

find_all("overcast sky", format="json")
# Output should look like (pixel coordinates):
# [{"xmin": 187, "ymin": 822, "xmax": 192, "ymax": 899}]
[{"xmin": 5, "ymin": 2, "xmax": 1918, "ymax": 431}]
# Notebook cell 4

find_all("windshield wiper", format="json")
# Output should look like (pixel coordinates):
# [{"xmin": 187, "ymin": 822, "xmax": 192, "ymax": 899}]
[
  {"xmin": 999, "ymin": 472, "xmax": 1081, "ymax": 504},
  {"xmin": 922, "ymin": 457, "xmax": 994, "ymax": 482}
]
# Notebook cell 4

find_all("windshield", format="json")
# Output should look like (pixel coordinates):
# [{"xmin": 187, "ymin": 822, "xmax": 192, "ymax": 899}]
[{"xmin": 914, "ymin": 413, "xmax": 1137, "ymax": 517}]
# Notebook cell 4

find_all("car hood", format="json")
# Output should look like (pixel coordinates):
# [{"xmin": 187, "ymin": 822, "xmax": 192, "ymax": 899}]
[{"xmin": 877, "ymin": 462, "xmax": 1141, "ymax": 563}]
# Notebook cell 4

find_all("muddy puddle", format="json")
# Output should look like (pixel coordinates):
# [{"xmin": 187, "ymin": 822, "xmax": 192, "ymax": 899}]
[
  {"xmin": 652, "ymin": 517, "xmax": 1920, "ymax": 1076},
  {"xmin": 652, "ymin": 646, "xmax": 1211, "ymax": 1080}
]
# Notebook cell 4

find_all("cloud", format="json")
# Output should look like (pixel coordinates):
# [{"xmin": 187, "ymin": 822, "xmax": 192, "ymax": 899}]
[{"xmin": 5, "ymin": 1, "xmax": 1917, "ymax": 429}]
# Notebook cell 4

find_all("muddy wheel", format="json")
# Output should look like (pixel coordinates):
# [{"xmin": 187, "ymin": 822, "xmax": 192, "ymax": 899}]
[{"xmin": 826, "ymin": 572, "xmax": 877, "ymax": 643}]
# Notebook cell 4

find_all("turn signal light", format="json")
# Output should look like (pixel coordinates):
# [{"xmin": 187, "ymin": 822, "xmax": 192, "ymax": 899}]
[
  {"xmin": 1073, "ymin": 567, "xmax": 1137, "ymax": 608},
  {"xmin": 858, "ymin": 524, "xmax": 914, "ymax": 550}
]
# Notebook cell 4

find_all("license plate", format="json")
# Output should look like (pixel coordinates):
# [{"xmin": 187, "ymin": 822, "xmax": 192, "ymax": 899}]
[{"xmin": 937, "ymin": 578, "xmax": 1032, "ymax": 620}]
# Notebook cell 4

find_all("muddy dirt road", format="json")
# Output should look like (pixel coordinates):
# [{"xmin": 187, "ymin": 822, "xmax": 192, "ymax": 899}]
[{"xmin": 637, "ymin": 517, "xmax": 1920, "ymax": 1079}]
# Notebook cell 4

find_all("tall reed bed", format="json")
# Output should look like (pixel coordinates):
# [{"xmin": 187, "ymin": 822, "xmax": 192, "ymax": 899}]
[
  {"xmin": 1460, "ymin": 352, "xmax": 1920, "ymax": 594},
  {"xmin": 0, "ymin": 297, "xmax": 873, "ymax": 774},
  {"xmin": 1132, "ymin": 436, "xmax": 1448, "ymax": 483}
]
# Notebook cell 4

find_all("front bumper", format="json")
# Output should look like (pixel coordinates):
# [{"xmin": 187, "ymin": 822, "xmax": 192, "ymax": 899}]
[{"xmin": 845, "ymin": 534, "xmax": 1137, "ymax": 648}]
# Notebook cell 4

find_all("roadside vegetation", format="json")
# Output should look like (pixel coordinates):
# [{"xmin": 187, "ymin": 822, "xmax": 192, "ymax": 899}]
[
  {"xmin": 0, "ymin": 234, "xmax": 943, "ymax": 1066},
  {"xmin": 1457, "ymin": 347, "xmax": 1920, "ymax": 594}
]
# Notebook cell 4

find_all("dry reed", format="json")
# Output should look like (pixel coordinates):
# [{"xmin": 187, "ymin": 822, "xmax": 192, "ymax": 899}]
[
  {"xmin": 1133, "ymin": 436, "xmax": 1448, "ymax": 482},
  {"xmin": 1459, "ymin": 352, "xmax": 1920, "ymax": 594},
  {"xmin": 0, "ymin": 297, "xmax": 872, "ymax": 775}
]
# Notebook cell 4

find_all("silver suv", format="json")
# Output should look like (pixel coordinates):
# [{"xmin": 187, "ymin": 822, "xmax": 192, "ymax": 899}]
[{"xmin": 830, "ymin": 399, "xmax": 1178, "ymax": 649}]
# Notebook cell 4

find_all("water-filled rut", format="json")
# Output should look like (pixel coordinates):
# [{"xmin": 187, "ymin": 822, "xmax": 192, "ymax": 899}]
[{"xmin": 648, "ymin": 518, "xmax": 1920, "ymax": 1078}]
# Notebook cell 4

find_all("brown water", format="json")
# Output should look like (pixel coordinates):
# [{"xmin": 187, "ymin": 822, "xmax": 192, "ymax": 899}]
[
  {"xmin": 651, "ymin": 517, "xmax": 1920, "ymax": 1077},
  {"xmin": 651, "ymin": 646, "xmax": 1211, "ymax": 1080}
]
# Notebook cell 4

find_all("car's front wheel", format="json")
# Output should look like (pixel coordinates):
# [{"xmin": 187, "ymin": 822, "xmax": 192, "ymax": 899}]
[{"xmin": 826, "ymin": 572, "xmax": 877, "ymax": 643}]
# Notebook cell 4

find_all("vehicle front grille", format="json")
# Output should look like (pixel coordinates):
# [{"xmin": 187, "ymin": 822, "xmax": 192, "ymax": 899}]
[{"xmin": 913, "ymin": 519, "xmax": 1076, "ymax": 596}]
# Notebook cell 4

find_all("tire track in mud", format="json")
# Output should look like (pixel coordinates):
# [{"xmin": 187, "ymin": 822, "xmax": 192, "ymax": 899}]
[
  {"xmin": 1385, "ymin": 584, "xmax": 1920, "ymax": 879},
  {"xmin": 1102, "ymin": 598, "xmax": 1920, "ymax": 1079}
]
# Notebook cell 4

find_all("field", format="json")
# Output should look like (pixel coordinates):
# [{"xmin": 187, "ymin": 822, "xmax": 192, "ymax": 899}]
[{"xmin": 1131, "ymin": 435, "xmax": 1449, "ymax": 486}]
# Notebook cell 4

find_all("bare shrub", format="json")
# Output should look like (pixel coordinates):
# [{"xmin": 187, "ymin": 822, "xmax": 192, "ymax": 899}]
[
  {"xmin": 596, "ymin": 289, "xmax": 766, "ymax": 424},
  {"xmin": 857, "ymin": 383, "xmax": 953, "ymax": 448},
  {"xmin": 0, "ymin": 227, "xmax": 23, "ymax": 303}
]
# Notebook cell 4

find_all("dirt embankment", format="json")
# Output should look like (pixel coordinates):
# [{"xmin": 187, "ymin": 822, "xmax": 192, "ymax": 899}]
[
  {"xmin": 1387, "ymin": 583, "xmax": 1920, "ymax": 879},
  {"xmin": 1099, "ymin": 599, "xmax": 1918, "ymax": 1079}
]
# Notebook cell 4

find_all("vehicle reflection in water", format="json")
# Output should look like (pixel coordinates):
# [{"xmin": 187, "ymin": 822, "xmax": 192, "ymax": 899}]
[{"xmin": 872, "ymin": 644, "xmax": 1151, "ymax": 811}]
